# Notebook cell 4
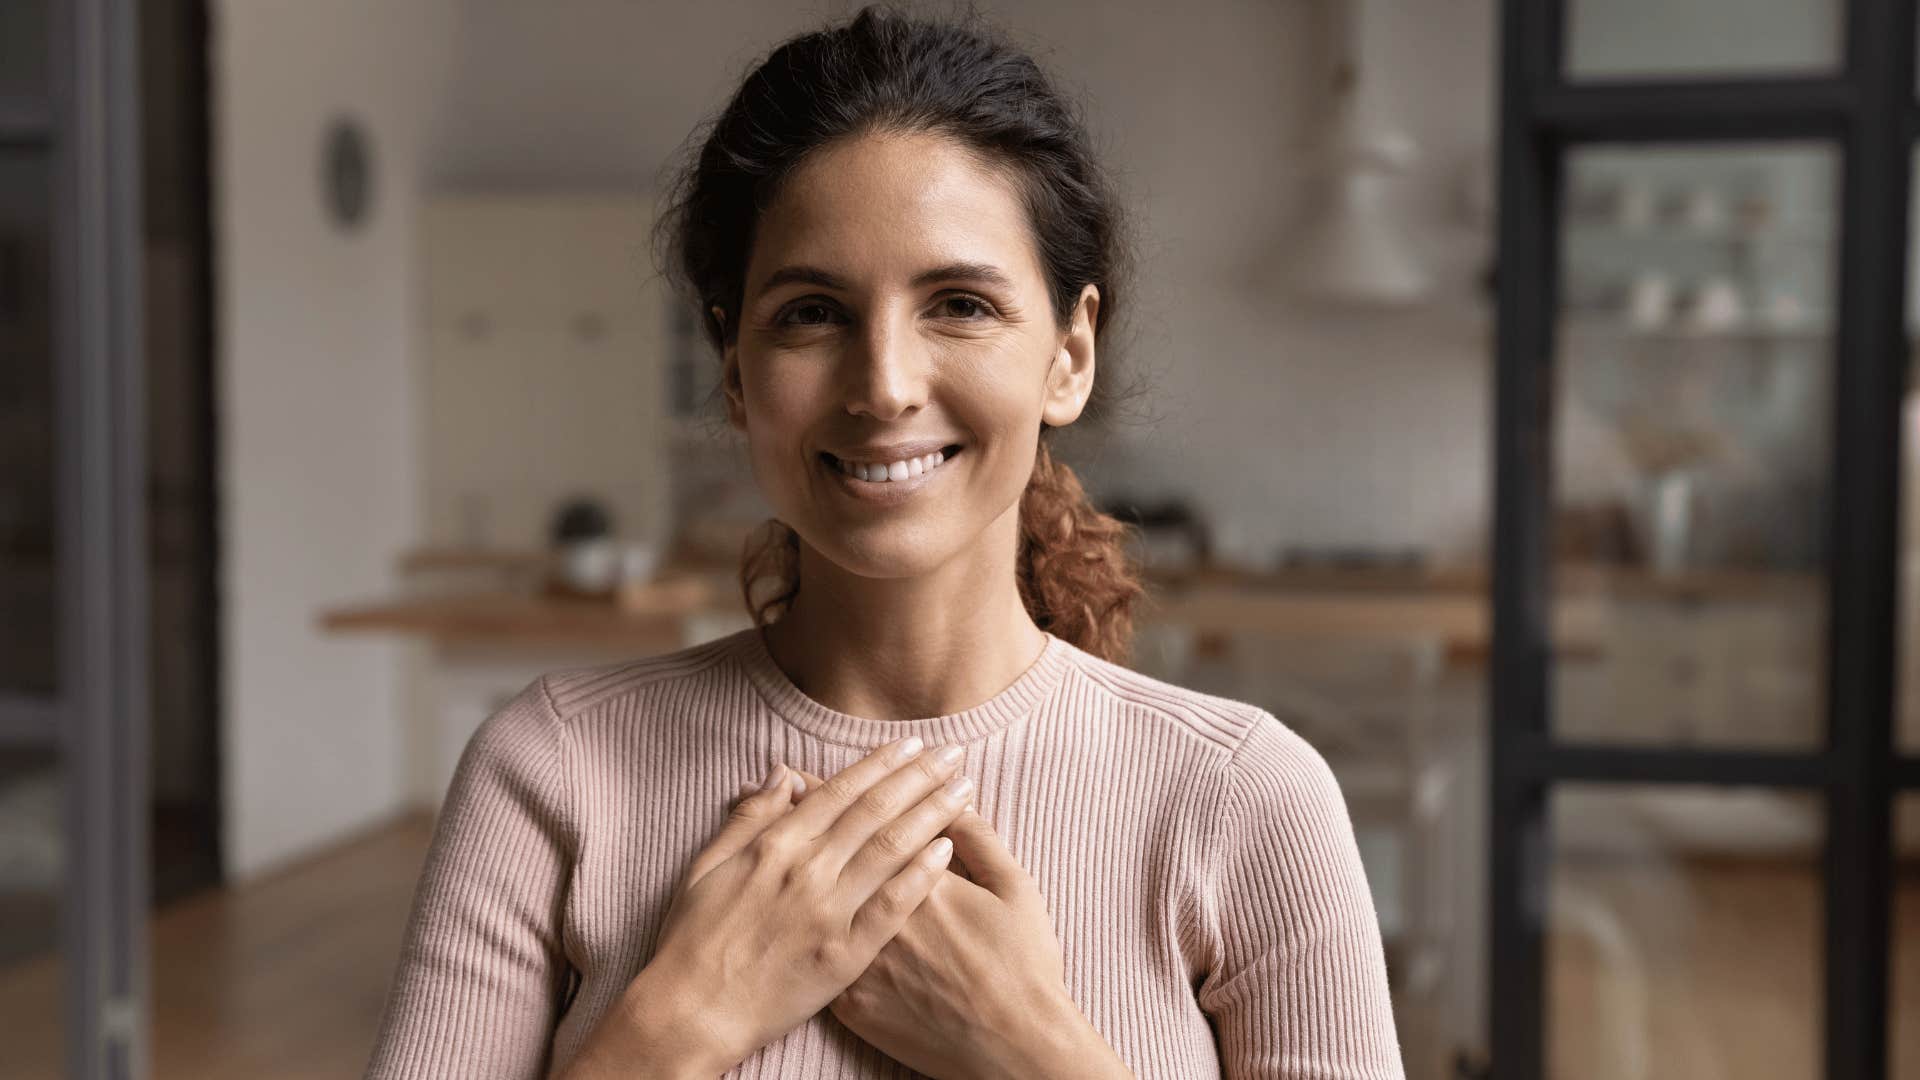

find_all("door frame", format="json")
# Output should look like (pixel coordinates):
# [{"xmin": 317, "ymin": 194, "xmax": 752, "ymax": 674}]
[
  {"xmin": 36, "ymin": 0, "xmax": 152, "ymax": 1075},
  {"xmin": 1489, "ymin": 2, "xmax": 1915, "ymax": 1077}
]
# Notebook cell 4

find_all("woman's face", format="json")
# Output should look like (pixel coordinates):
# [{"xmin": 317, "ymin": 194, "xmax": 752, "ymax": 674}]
[{"xmin": 718, "ymin": 131, "xmax": 1098, "ymax": 580}]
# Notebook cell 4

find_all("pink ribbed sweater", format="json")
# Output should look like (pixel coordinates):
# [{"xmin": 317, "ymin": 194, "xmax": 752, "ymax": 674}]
[{"xmin": 364, "ymin": 625, "xmax": 1403, "ymax": 1079}]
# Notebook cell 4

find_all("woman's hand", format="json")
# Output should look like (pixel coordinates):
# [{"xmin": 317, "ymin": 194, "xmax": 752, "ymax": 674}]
[
  {"xmin": 763, "ymin": 763, "xmax": 1084, "ymax": 1080},
  {"xmin": 633, "ymin": 737, "xmax": 973, "ymax": 1073}
]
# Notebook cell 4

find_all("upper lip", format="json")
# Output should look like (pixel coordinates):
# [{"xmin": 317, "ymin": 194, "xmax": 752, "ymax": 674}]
[{"xmin": 823, "ymin": 439, "xmax": 958, "ymax": 464}]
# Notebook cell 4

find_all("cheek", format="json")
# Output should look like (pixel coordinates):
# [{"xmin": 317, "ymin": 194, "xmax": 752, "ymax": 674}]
[
  {"xmin": 948, "ymin": 357, "xmax": 1045, "ymax": 447},
  {"xmin": 741, "ymin": 364, "xmax": 822, "ymax": 445}
]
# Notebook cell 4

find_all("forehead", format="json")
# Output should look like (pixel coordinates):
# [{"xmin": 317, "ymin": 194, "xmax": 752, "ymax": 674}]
[{"xmin": 748, "ymin": 131, "xmax": 1041, "ymax": 284}]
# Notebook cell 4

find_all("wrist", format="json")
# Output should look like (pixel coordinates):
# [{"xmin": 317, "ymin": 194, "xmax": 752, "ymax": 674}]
[
  {"xmin": 970, "ymin": 989, "xmax": 1131, "ymax": 1080},
  {"xmin": 559, "ymin": 962, "xmax": 735, "ymax": 1080}
]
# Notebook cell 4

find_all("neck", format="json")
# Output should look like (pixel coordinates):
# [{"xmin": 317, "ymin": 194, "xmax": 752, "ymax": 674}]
[{"xmin": 759, "ymin": 505, "xmax": 1049, "ymax": 723}]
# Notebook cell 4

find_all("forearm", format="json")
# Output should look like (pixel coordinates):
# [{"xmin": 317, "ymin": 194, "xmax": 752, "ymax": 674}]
[
  {"xmin": 964, "ymin": 990, "xmax": 1134, "ymax": 1080},
  {"xmin": 554, "ymin": 964, "xmax": 734, "ymax": 1080}
]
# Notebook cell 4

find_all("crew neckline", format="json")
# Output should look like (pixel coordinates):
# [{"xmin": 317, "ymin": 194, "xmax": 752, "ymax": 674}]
[{"xmin": 731, "ymin": 623, "xmax": 1074, "ymax": 747}]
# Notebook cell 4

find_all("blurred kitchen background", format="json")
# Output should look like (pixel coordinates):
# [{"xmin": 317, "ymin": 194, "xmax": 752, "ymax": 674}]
[{"xmin": 6, "ymin": 0, "xmax": 1920, "ymax": 1077}]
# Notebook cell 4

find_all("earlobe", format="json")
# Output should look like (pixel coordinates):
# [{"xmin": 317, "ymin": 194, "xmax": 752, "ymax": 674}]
[
  {"xmin": 721, "ymin": 356, "xmax": 747, "ymax": 431},
  {"xmin": 1040, "ymin": 285, "xmax": 1099, "ymax": 427}
]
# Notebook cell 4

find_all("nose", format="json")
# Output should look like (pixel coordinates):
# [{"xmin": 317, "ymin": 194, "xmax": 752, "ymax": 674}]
[{"xmin": 841, "ymin": 308, "xmax": 928, "ymax": 421}]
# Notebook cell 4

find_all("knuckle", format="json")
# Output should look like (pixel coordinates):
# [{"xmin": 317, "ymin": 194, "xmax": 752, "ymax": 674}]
[
  {"xmin": 867, "ymin": 826, "xmax": 914, "ymax": 861},
  {"xmin": 746, "ymin": 827, "xmax": 794, "ymax": 864},
  {"xmin": 854, "ymin": 785, "xmax": 903, "ymax": 820},
  {"xmin": 870, "ymin": 881, "xmax": 909, "ymax": 917},
  {"xmin": 772, "ymin": 850, "xmax": 832, "ymax": 898},
  {"xmin": 809, "ymin": 936, "xmax": 848, "ymax": 976}
]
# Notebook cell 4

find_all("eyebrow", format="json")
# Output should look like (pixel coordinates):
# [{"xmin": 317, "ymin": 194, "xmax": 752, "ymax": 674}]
[{"xmin": 754, "ymin": 261, "xmax": 1017, "ymax": 298}]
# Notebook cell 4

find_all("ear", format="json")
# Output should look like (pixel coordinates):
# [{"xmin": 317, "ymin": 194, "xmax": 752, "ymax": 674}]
[
  {"xmin": 715, "ymin": 305, "xmax": 747, "ymax": 432},
  {"xmin": 1041, "ymin": 284, "xmax": 1098, "ymax": 428}
]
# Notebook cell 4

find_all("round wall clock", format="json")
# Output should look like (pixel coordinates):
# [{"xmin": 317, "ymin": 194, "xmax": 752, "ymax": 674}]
[{"xmin": 322, "ymin": 115, "xmax": 374, "ymax": 231}]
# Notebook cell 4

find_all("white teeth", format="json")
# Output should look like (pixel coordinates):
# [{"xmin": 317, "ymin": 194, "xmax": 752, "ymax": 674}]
[{"xmin": 832, "ymin": 449, "xmax": 951, "ymax": 482}]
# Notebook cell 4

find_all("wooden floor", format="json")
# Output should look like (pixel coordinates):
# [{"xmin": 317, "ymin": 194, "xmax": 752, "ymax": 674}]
[
  {"xmin": 0, "ymin": 811, "xmax": 435, "ymax": 1080},
  {"xmin": 0, "ymin": 817, "xmax": 1916, "ymax": 1079}
]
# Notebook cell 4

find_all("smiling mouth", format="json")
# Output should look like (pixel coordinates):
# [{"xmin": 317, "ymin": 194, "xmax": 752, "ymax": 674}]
[{"xmin": 819, "ymin": 444, "xmax": 963, "ymax": 482}]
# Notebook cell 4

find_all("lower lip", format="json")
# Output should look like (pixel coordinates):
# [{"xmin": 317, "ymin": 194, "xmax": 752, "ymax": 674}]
[{"xmin": 821, "ymin": 448, "xmax": 961, "ymax": 505}]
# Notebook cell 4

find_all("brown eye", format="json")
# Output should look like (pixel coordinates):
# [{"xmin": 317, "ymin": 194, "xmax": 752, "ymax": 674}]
[
  {"xmin": 941, "ymin": 294, "xmax": 992, "ymax": 319},
  {"xmin": 780, "ymin": 301, "xmax": 840, "ymax": 327}
]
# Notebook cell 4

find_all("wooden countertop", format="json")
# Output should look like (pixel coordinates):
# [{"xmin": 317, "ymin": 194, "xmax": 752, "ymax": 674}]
[{"xmin": 313, "ymin": 551, "xmax": 1813, "ymax": 663}]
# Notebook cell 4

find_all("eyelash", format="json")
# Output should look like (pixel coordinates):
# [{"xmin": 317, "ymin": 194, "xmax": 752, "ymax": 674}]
[{"xmin": 776, "ymin": 293, "xmax": 996, "ymax": 327}]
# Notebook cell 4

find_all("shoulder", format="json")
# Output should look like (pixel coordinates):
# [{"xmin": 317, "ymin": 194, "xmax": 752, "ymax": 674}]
[
  {"xmin": 1057, "ymin": 638, "xmax": 1322, "ymax": 771},
  {"xmin": 527, "ymin": 627, "xmax": 750, "ymax": 728},
  {"xmin": 1057, "ymin": 642, "xmax": 1349, "ymax": 835}
]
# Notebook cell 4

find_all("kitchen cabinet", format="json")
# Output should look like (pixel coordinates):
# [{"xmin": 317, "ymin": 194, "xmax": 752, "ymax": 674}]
[
  {"xmin": 1556, "ymin": 583, "xmax": 1825, "ymax": 751},
  {"xmin": 419, "ymin": 193, "xmax": 672, "ymax": 552}
]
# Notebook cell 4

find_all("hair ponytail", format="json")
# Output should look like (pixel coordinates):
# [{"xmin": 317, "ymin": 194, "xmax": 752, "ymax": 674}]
[{"xmin": 1015, "ymin": 439, "xmax": 1144, "ymax": 664}]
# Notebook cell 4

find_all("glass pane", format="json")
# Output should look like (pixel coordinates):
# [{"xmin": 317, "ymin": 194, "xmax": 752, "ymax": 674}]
[
  {"xmin": 1565, "ymin": 0, "xmax": 1840, "ymax": 81},
  {"xmin": 0, "ymin": 0, "xmax": 50, "ymax": 103},
  {"xmin": 1552, "ymin": 144, "xmax": 1833, "ymax": 750},
  {"xmin": 0, "ymin": 746, "xmax": 65, "ymax": 1075},
  {"xmin": 1549, "ymin": 784, "xmax": 1822, "ymax": 1079},
  {"xmin": 1898, "ymin": 793, "xmax": 1920, "ymax": 1078},
  {"xmin": 0, "ymin": 150, "xmax": 57, "ymax": 696}
]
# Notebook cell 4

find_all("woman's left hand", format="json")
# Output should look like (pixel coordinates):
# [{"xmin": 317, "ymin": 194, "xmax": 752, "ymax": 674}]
[{"xmin": 737, "ymin": 764, "xmax": 1082, "ymax": 1080}]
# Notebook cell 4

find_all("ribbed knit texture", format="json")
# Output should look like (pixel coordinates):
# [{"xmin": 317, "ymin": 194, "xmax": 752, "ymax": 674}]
[{"xmin": 363, "ymin": 625, "xmax": 1403, "ymax": 1079}]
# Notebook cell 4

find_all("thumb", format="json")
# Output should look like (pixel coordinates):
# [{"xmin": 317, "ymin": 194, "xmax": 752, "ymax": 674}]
[
  {"xmin": 940, "ymin": 807, "xmax": 1027, "ymax": 898},
  {"xmin": 684, "ymin": 764, "xmax": 801, "ymax": 891},
  {"xmin": 936, "ymin": 807, "xmax": 1029, "ymax": 891}
]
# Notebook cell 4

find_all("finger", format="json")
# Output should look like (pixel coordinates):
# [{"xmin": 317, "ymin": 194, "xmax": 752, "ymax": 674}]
[
  {"xmin": 940, "ymin": 808, "xmax": 1028, "ymax": 899},
  {"xmin": 806, "ymin": 743, "xmax": 968, "ymax": 875},
  {"xmin": 736, "ymin": 775, "xmax": 806, "ymax": 806},
  {"xmin": 846, "ymin": 831, "xmax": 954, "ymax": 954},
  {"xmin": 791, "ymin": 763, "xmax": 973, "ymax": 852},
  {"xmin": 760, "ymin": 736, "xmax": 939, "ymax": 850},
  {"xmin": 828, "ymin": 755, "xmax": 974, "ymax": 899},
  {"xmin": 686, "ymin": 764, "xmax": 801, "ymax": 887},
  {"xmin": 791, "ymin": 765, "xmax": 977, "ymax": 886}
]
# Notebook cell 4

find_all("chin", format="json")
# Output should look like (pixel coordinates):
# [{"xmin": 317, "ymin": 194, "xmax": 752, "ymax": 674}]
[
  {"xmin": 821, "ymin": 536, "xmax": 955, "ymax": 580},
  {"xmin": 792, "ymin": 519, "xmax": 958, "ymax": 580}
]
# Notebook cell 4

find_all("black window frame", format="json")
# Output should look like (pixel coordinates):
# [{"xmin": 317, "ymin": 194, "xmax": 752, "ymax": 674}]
[{"xmin": 1489, "ymin": 1, "xmax": 1915, "ymax": 1078}]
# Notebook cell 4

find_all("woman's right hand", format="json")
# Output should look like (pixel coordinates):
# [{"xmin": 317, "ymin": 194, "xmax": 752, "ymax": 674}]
[{"xmin": 638, "ymin": 736, "xmax": 974, "ymax": 1073}]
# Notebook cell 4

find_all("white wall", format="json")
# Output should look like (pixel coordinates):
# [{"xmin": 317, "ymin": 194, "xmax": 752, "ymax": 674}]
[{"xmin": 212, "ymin": 0, "xmax": 455, "ymax": 881}]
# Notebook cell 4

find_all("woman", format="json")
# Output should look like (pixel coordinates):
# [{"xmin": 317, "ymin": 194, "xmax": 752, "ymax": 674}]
[{"xmin": 365, "ymin": 6, "xmax": 1401, "ymax": 1078}]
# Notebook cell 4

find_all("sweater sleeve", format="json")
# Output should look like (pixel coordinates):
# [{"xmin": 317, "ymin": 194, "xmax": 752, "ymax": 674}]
[
  {"xmin": 364, "ymin": 675, "xmax": 578, "ymax": 1080},
  {"xmin": 1197, "ymin": 709, "xmax": 1404, "ymax": 1079}
]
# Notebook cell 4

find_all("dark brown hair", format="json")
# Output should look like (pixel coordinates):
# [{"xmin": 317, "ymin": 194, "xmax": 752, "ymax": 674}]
[{"xmin": 654, "ymin": 3, "xmax": 1148, "ymax": 664}]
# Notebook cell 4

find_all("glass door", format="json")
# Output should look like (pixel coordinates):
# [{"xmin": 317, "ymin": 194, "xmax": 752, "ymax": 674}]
[{"xmin": 1490, "ymin": 1, "xmax": 1910, "ymax": 1077}]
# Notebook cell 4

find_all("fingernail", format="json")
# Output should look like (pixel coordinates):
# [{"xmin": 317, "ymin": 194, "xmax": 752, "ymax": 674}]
[
  {"xmin": 740, "ymin": 781, "xmax": 760, "ymax": 796},
  {"xmin": 762, "ymin": 763, "xmax": 786, "ymax": 790},
  {"xmin": 894, "ymin": 736, "xmax": 924, "ymax": 762}
]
